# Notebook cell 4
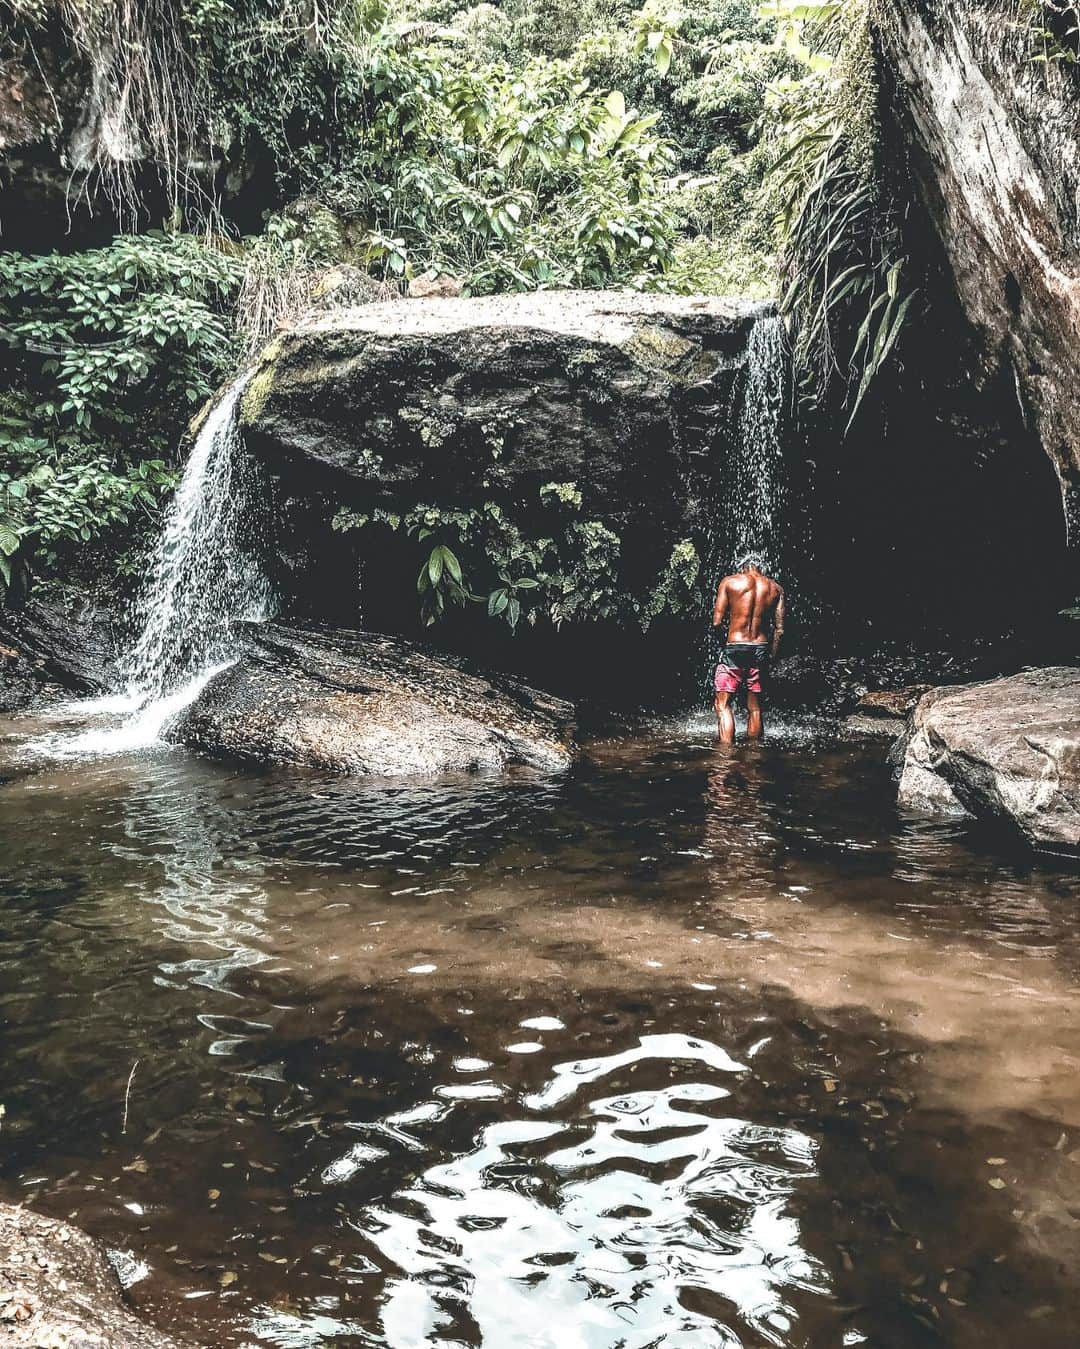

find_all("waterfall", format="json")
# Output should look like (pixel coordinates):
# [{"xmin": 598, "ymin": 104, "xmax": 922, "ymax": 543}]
[
  {"xmin": 700, "ymin": 312, "xmax": 790, "ymax": 693},
  {"xmin": 22, "ymin": 370, "xmax": 273, "ymax": 760},
  {"xmin": 121, "ymin": 370, "xmax": 272, "ymax": 703},
  {"xmin": 725, "ymin": 313, "xmax": 788, "ymax": 574}
]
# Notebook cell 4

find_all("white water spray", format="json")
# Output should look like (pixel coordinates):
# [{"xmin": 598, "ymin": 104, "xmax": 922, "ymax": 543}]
[
  {"xmin": 23, "ymin": 372, "xmax": 272, "ymax": 760},
  {"xmin": 725, "ymin": 313, "xmax": 788, "ymax": 574},
  {"xmin": 121, "ymin": 370, "xmax": 271, "ymax": 702}
]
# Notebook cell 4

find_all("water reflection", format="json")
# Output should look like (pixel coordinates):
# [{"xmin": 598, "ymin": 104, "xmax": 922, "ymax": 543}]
[
  {"xmin": 704, "ymin": 748, "xmax": 781, "ymax": 887},
  {"xmin": 1, "ymin": 725, "xmax": 1080, "ymax": 1346},
  {"xmin": 364, "ymin": 1035, "xmax": 827, "ymax": 1349},
  {"xmin": 111, "ymin": 763, "xmax": 273, "ymax": 997}
]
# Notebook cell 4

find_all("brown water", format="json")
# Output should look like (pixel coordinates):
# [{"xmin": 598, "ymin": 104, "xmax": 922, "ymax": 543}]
[{"xmin": 2, "ymin": 711, "xmax": 1080, "ymax": 1348}]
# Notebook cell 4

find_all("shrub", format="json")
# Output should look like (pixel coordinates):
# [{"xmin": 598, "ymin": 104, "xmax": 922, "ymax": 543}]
[{"xmin": 0, "ymin": 232, "xmax": 242, "ymax": 588}]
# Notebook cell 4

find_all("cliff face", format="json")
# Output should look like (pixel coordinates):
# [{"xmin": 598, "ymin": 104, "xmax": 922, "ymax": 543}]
[{"xmin": 879, "ymin": 0, "xmax": 1080, "ymax": 542}]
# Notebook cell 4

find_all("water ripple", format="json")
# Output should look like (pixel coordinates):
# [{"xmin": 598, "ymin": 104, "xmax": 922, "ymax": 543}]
[{"xmin": 358, "ymin": 1035, "xmax": 826, "ymax": 1348}]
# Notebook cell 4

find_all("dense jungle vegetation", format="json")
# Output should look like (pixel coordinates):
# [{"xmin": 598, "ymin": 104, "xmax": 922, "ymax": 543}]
[{"xmin": 0, "ymin": 0, "xmax": 1072, "ymax": 614}]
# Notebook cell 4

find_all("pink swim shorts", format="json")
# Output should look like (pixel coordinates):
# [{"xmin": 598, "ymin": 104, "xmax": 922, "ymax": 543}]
[{"xmin": 715, "ymin": 643, "xmax": 768, "ymax": 695}]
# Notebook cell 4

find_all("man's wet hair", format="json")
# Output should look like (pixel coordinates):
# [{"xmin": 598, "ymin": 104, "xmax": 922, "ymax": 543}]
[{"xmin": 735, "ymin": 554, "xmax": 764, "ymax": 572}]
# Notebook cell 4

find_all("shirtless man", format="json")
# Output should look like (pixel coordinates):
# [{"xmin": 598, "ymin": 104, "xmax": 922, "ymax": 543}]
[{"xmin": 711, "ymin": 558, "xmax": 785, "ymax": 744}]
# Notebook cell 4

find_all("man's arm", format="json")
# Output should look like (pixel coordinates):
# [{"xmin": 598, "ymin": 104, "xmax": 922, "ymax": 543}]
[
  {"xmin": 712, "ymin": 580, "xmax": 729, "ymax": 631},
  {"xmin": 770, "ymin": 587, "xmax": 786, "ymax": 662}
]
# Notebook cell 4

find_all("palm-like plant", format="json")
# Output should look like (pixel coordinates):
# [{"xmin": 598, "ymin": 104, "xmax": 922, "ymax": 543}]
[{"xmin": 763, "ymin": 0, "xmax": 916, "ymax": 426}]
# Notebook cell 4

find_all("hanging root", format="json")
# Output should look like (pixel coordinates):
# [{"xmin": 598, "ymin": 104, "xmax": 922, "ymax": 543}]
[{"xmin": 38, "ymin": 0, "xmax": 217, "ymax": 227}]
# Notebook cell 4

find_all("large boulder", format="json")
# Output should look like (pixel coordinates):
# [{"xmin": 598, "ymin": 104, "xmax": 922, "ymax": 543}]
[
  {"xmin": 236, "ymin": 292, "xmax": 780, "ymax": 633},
  {"xmin": 880, "ymin": 2, "xmax": 1080, "ymax": 541},
  {"xmin": 0, "ymin": 1202, "xmax": 184, "ymax": 1346},
  {"xmin": 897, "ymin": 667, "xmax": 1080, "ymax": 852},
  {"xmin": 169, "ymin": 622, "xmax": 575, "ymax": 775},
  {"xmin": 240, "ymin": 291, "xmax": 770, "ymax": 507}
]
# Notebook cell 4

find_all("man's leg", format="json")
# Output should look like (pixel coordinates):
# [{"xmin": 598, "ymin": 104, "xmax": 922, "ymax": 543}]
[
  {"xmin": 715, "ymin": 691, "xmax": 736, "ymax": 744},
  {"xmin": 746, "ymin": 690, "xmax": 763, "ymax": 739}
]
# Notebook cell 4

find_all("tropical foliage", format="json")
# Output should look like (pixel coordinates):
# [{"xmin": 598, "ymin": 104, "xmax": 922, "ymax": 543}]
[
  {"xmin": 332, "ymin": 494, "xmax": 702, "ymax": 632},
  {"xmin": 0, "ymin": 0, "xmax": 913, "ymax": 618},
  {"xmin": 0, "ymin": 233, "xmax": 243, "ymax": 588},
  {"xmin": 0, "ymin": 0, "xmax": 685, "ymax": 595},
  {"xmin": 1015, "ymin": 0, "xmax": 1080, "ymax": 64}
]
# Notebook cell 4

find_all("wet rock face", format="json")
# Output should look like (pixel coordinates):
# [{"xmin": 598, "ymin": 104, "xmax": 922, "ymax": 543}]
[
  {"xmin": 897, "ymin": 668, "xmax": 1080, "ymax": 852},
  {"xmin": 0, "ymin": 1202, "xmax": 183, "ymax": 1346},
  {"xmin": 880, "ymin": 1, "xmax": 1080, "ymax": 538},
  {"xmin": 0, "ymin": 599, "xmax": 117, "ymax": 712},
  {"xmin": 238, "ymin": 292, "xmax": 774, "ymax": 608},
  {"xmin": 844, "ymin": 685, "xmax": 933, "ymax": 741},
  {"xmin": 170, "ymin": 622, "xmax": 576, "ymax": 775},
  {"xmin": 241, "ymin": 292, "xmax": 768, "ymax": 498},
  {"xmin": 0, "ymin": 38, "xmax": 74, "ymax": 251}
]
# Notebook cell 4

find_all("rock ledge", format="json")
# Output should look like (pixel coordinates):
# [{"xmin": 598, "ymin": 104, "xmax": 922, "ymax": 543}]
[
  {"xmin": 897, "ymin": 667, "xmax": 1080, "ymax": 852},
  {"xmin": 0, "ymin": 1202, "xmax": 183, "ymax": 1346},
  {"xmin": 169, "ymin": 623, "xmax": 575, "ymax": 775}
]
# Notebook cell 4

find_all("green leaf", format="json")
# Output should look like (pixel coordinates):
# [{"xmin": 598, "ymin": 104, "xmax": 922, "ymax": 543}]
[
  {"xmin": 605, "ymin": 91, "xmax": 626, "ymax": 120},
  {"xmin": 496, "ymin": 135, "xmax": 523, "ymax": 168},
  {"xmin": 441, "ymin": 546, "xmax": 463, "ymax": 584}
]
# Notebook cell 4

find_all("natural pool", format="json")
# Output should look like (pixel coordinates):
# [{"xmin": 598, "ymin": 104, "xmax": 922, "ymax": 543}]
[{"xmin": 2, "ymin": 713, "xmax": 1079, "ymax": 1347}]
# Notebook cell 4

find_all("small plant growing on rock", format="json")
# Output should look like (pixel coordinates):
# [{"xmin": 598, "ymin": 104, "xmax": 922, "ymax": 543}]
[
  {"xmin": 415, "ymin": 537, "xmax": 471, "ymax": 626},
  {"xmin": 1015, "ymin": 1, "xmax": 1080, "ymax": 65}
]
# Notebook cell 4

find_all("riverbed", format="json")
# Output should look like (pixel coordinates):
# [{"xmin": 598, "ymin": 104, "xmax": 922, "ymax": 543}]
[{"xmin": 2, "ymin": 713, "xmax": 1079, "ymax": 1347}]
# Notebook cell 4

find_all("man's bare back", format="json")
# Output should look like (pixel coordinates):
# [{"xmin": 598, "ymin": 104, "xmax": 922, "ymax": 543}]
[{"xmin": 711, "ymin": 561, "xmax": 785, "ymax": 744}]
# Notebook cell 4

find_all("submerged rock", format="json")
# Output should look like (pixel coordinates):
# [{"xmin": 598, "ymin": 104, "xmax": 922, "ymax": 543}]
[
  {"xmin": 0, "ymin": 1202, "xmax": 183, "ymax": 1346},
  {"xmin": 897, "ymin": 668, "xmax": 1080, "ymax": 852},
  {"xmin": 170, "ymin": 622, "xmax": 575, "ymax": 775}
]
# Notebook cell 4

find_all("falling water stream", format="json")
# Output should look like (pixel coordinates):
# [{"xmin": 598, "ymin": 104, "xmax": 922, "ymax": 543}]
[
  {"xmin": 700, "ymin": 312, "xmax": 790, "ymax": 688},
  {"xmin": 25, "ymin": 372, "xmax": 273, "ymax": 757},
  {"xmin": 723, "ymin": 313, "xmax": 788, "ymax": 575},
  {"xmin": 121, "ymin": 370, "xmax": 271, "ymax": 703}
]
